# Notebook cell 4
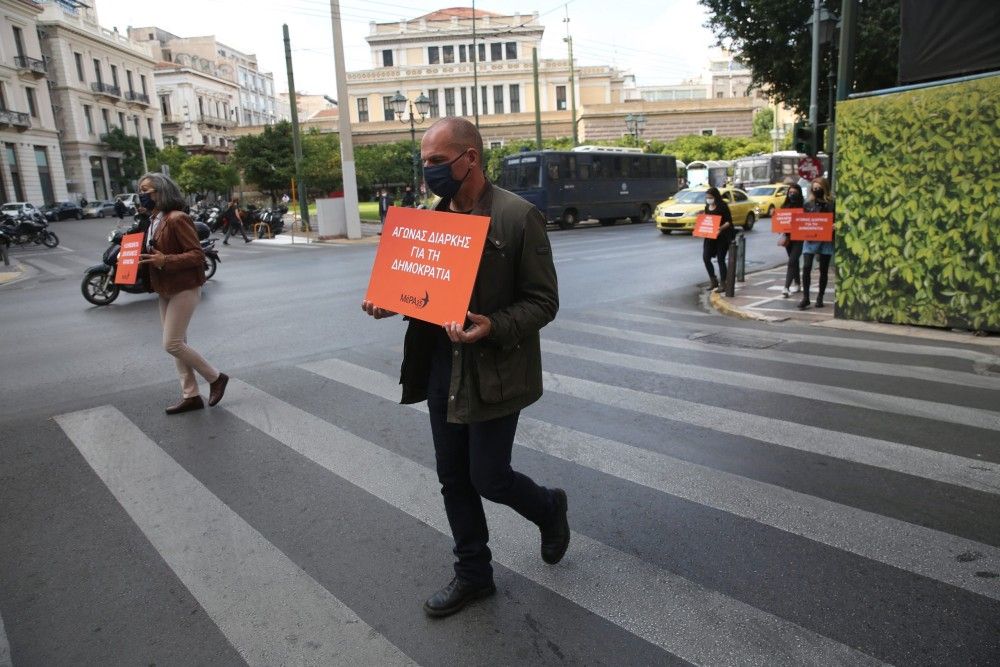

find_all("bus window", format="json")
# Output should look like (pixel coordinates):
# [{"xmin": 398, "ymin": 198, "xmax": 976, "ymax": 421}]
[
  {"xmin": 630, "ymin": 156, "xmax": 649, "ymax": 178},
  {"xmin": 547, "ymin": 162, "xmax": 560, "ymax": 181},
  {"xmin": 615, "ymin": 156, "xmax": 629, "ymax": 178},
  {"xmin": 562, "ymin": 155, "xmax": 576, "ymax": 180},
  {"xmin": 591, "ymin": 156, "xmax": 608, "ymax": 179}
]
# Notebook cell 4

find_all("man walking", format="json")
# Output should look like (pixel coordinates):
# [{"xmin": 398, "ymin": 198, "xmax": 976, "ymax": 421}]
[
  {"xmin": 362, "ymin": 117, "xmax": 568, "ymax": 618},
  {"xmin": 113, "ymin": 197, "xmax": 127, "ymax": 221},
  {"xmin": 221, "ymin": 198, "xmax": 252, "ymax": 245}
]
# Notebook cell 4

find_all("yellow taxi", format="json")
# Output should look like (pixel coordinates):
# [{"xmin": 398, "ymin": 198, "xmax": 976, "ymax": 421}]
[
  {"xmin": 746, "ymin": 183, "xmax": 789, "ymax": 218},
  {"xmin": 654, "ymin": 187, "xmax": 759, "ymax": 235}
]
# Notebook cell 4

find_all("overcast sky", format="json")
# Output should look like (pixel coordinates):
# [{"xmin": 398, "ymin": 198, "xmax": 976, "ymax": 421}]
[{"xmin": 93, "ymin": 0, "xmax": 720, "ymax": 94}]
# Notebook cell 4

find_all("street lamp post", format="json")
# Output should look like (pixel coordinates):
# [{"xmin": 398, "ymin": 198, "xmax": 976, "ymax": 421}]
[
  {"xmin": 132, "ymin": 114, "xmax": 148, "ymax": 174},
  {"xmin": 624, "ymin": 113, "xmax": 646, "ymax": 147},
  {"xmin": 390, "ymin": 90, "xmax": 431, "ymax": 201}
]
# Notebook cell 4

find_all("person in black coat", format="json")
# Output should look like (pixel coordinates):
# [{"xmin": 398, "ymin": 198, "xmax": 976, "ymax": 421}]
[
  {"xmin": 377, "ymin": 188, "xmax": 391, "ymax": 225},
  {"xmin": 702, "ymin": 187, "xmax": 735, "ymax": 291},
  {"xmin": 781, "ymin": 182, "xmax": 805, "ymax": 297},
  {"xmin": 114, "ymin": 198, "xmax": 127, "ymax": 221},
  {"xmin": 401, "ymin": 184, "xmax": 416, "ymax": 208}
]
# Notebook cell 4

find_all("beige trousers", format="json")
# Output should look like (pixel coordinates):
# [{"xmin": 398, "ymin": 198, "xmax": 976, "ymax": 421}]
[{"xmin": 158, "ymin": 287, "xmax": 219, "ymax": 398}]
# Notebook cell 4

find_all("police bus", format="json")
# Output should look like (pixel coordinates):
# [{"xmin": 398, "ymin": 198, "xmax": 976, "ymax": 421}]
[{"xmin": 499, "ymin": 146, "xmax": 679, "ymax": 229}]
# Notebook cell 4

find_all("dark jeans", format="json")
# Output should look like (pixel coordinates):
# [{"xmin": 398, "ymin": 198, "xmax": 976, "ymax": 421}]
[
  {"xmin": 801, "ymin": 252, "xmax": 832, "ymax": 299},
  {"xmin": 785, "ymin": 240, "xmax": 803, "ymax": 289},
  {"xmin": 223, "ymin": 220, "xmax": 249, "ymax": 242},
  {"xmin": 703, "ymin": 239, "xmax": 730, "ymax": 284},
  {"xmin": 427, "ymin": 347, "xmax": 554, "ymax": 585}
]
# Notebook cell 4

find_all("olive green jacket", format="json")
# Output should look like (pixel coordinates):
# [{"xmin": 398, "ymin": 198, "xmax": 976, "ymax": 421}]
[{"xmin": 399, "ymin": 183, "xmax": 559, "ymax": 423}]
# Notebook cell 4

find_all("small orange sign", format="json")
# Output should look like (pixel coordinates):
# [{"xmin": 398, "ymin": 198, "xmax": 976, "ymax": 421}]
[
  {"xmin": 365, "ymin": 206, "xmax": 491, "ymax": 326},
  {"xmin": 693, "ymin": 213, "xmax": 721, "ymax": 239},
  {"xmin": 115, "ymin": 232, "xmax": 145, "ymax": 285},
  {"xmin": 791, "ymin": 212, "xmax": 834, "ymax": 241},
  {"xmin": 772, "ymin": 208, "xmax": 802, "ymax": 233}
]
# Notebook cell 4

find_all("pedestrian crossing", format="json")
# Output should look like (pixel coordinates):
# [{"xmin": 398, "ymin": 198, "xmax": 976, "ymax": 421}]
[{"xmin": 6, "ymin": 305, "xmax": 999, "ymax": 664}]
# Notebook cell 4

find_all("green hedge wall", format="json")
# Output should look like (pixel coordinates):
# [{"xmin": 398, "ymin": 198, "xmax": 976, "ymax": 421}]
[{"xmin": 835, "ymin": 74, "xmax": 1000, "ymax": 332}]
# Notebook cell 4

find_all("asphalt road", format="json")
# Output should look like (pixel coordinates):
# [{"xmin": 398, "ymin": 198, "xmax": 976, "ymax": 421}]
[{"xmin": 1, "ymin": 215, "xmax": 998, "ymax": 666}]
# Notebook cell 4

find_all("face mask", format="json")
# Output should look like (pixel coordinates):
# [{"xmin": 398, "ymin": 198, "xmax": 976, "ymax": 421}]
[
  {"xmin": 705, "ymin": 198, "xmax": 715, "ymax": 206},
  {"xmin": 423, "ymin": 151, "xmax": 471, "ymax": 199},
  {"xmin": 812, "ymin": 188, "xmax": 824, "ymax": 198},
  {"xmin": 138, "ymin": 192, "xmax": 156, "ymax": 210}
]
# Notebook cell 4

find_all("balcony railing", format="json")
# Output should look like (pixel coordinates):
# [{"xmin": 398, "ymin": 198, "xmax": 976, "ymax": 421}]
[
  {"xmin": 198, "ymin": 114, "xmax": 236, "ymax": 128},
  {"xmin": 124, "ymin": 91, "xmax": 150, "ymax": 105},
  {"xmin": 91, "ymin": 82, "xmax": 121, "ymax": 97},
  {"xmin": 14, "ymin": 55, "xmax": 47, "ymax": 76},
  {"xmin": 0, "ymin": 108, "xmax": 31, "ymax": 129}
]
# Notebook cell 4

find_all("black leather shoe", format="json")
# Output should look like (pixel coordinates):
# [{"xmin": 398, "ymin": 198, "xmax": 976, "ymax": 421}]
[
  {"xmin": 165, "ymin": 395, "xmax": 204, "ymax": 415},
  {"xmin": 540, "ymin": 488, "xmax": 570, "ymax": 564},
  {"xmin": 815, "ymin": 296, "xmax": 825, "ymax": 308},
  {"xmin": 423, "ymin": 577, "xmax": 496, "ymax": 618},
  {"xmin": 797, "ymin": 297, "xmax": 811, "ymax": 310},
  {"xmin": 208, "ymin": 372, "xmax": 229, "ymax": 407}
]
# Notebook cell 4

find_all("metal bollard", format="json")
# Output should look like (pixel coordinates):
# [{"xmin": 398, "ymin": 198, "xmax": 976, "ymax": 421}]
[
  {"xmin": 736, "ymin": 232, "xmax": 746, "ymax": 282},
  {"xmin": 725, "ymin": 237, "xmax": 737, "ymax": 297}
]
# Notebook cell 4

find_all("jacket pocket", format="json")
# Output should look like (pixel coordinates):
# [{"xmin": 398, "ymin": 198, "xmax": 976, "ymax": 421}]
[{"xmin": 475, "ymin": 343, "xmax": 528, "ymax": 404}]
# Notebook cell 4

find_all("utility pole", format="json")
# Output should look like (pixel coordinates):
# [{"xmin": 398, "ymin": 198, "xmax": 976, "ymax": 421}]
[
  {"xmin": 283, "ymin": 24, "xmax": 309, "ymax": 231},
  {"xmin": 832, "ymin": 0, "xmax": 858, "ymax": 194},
  {"xmin": 533, "ymin": 47, "xmax": 542, "ymax": 149},
  {"xmin": 563, "ymin": 7, "xmax": 578, "ymax": 146},
  {"xmin": 330, "ymin": 0, "xmax": 361, "ymax": 239},
  {"xmin": 471, "ymin": 0, "xmax": 479, "ymax": 128},
  {"xmin": 808, "ymin": 0, "xmax": 821, "ymax": 155},
  {"xmin": 133, "ymin": 114, "xmax": 148, "ymax": 174}
]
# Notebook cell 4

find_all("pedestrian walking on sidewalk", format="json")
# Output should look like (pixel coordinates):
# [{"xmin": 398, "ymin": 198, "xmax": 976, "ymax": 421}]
[
  {"xmin": 362, "ymin": 117, "xmax": 568, "ymax": 619},
  {"xmin": 798, "ymin": 177, "xmax": 835, "ymax": 309},
  {"xmin": 781, "ymin": 182, "xmax": 805, "ymax": 298},
  {"xmin": 702, "ymin": 187, "xmax": 735, "ymax": 292},
  {"xmin": 221, "ymin": 198, "xmax": 252, "ymax": 245},
  {"xmin": 137, "ymin": 172, "xmax": 228, "ymax": 415}
]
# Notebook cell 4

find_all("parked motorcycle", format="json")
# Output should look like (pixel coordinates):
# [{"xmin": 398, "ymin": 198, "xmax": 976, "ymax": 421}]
[
  {"xmin": 81, "ymin": 217, "xmax": 220, "ymax": 306},
  {"xmin": 0, "ymin": 214, "xmax": 59, "ymax": 248}
]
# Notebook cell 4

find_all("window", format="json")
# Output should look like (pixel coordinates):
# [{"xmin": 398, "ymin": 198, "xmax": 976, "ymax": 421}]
[
  {"xmin": 428, "ymin": 46, "xmax": 440, "ymax": 64},
  {"xmin": 147, "ymin": 118, "xmax": 154, "ymax": 139},
  {"xmin": 202, "ymin": 135, "xmax": 209, "ymax": 145},
  {"xmin": 733, "ymin": 190, "xmax": 749, "ymax": 202},
  {"xmin": 84, "ymin": 105, "xmax": 93, "ymax": 134},
  {"xmin": 126, "ymin": 70, "xmax": 134, "ymax": 93},
  {"xmin": 12, "ymin": 26, "xmax": 25, "ymax": 58},
  {"xmin": 700, "ymin": 128, "xmax": 715, "ymax": 136},
  {"xmin": 505, "ymin": 42, "xmax": 517, "ymax": 60},
  {"xmin": 75, "ymin": 53, "xmax": 85, "ymax": 82},
  {"xmin": 357, "ymin": 98, "xmax": 368, "ymax": 123},
  {"xmin": 198, "ymin": 97, "xmax": 204, "ymax": 115},
  {"xmin": 509, "ymin": 84, "xmax": 520, "ymax": 113},
  {"xmin": 101, "ymin": 108, "xmax": 110, "ymax": 134},
  {"xmin": 90, "ymin": 156, "xmax": 107, "ymax": 200},
  {"xmin": 25, "ymin": 88, "xmax": 37, "ymax": 117},
  {"xmin": 110, "ymin": 65, "xmax": 119, "ymax": 90},
  {"xmin": 118, "ymin": 111, "xmax": 126, "ymax": 130},
  {"xmin": 428, "ymin": 89, "xmax": 439, "ymax": 118},
  {"xmin": 443, "ymin": 45, "xmax": 454, "ymax": 64},
  {"xmin": 140, "ymin": 74, "xmax": 148, "ymax": 95},
  {"xmin": 382, "ymin": 95, "xmax": 394, "ymax": 121},
  {"xmin": 444, "ymin": 88, "xmax": 455, "ymax": 116},
  {"xmin": 490, "ymin": 141, "xmax": 503, "ymax": 150},
  {"xmin": 478, "ymin": 43, "xmax": 486, "ymax": 62},
  {"xmin": 493, "ymin": 85, "xmax": 504, "ymax": 114},
  {"xmin": 556, "ymin": 85, "xmax": 567, "ymax": 111},
  {"xmin": 159, "ymin": 95, "xmax": 170, "ymax": 119},
  {"xmin": 481, "ymin": 86, "xmax": 488, "ymax": 115},
  {"xmin": 490, "ymin": 43, "xmax": 502, "ymax": 61},
  {"xmin": 7, "ymin": 143, "xmax": 25, "ymax": 201},
  {"xmin": 93, "ymin": 59, "xmax": 102, "ymax": 84},
  {"xmin": 460, "ymin": 87, "xmax": 467, "ymax": 116},
  {"xmin": 35, "ymin": 146, "xmax": 54, "ymax": 205},
  {"xmin": 382, "ymin": 49, "xmax": 393, "ymax": 67},
  {"xmin": 459, "ymin": 45, "xmax": 466, "ymax": 62},
  {"xmin": 716, "ymin": 92, "xmax": 723, "ymax": 98}
]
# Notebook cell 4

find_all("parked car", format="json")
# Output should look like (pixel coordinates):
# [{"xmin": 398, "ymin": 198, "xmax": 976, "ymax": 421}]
[
  {"xmin": 746, "ymin": 184, "xmax": 789, "ymax": 218},
  {"xmin": 114, "ymin": 193, "xmax": 140, "ymax": 213},
  {"xmin": 654, "ymin": 187, "xmax": 759, "ymax": 235},
  {"xmin": 83, "ymin": 199, "xmax": 117, "ymax": 218},
  {"xmin": 42, "ymin": 201, "xmax": 84, "ymax": 221},
  {"xmin": 1, "ymin": 201, "xmax": 44, "ymax": 222}
]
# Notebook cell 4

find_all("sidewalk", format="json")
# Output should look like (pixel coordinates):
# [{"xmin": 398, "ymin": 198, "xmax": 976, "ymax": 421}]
[
  {"xmin": 262, "ymin": 219, "xmax": 382, "ymax": 246},
  {"xmin": 0, "ymin": 254, "xmax": 24, "ymax": 286},
  {"xmin": 709, "ymin": 264, "xmax": 1000, "ymax": 348}
]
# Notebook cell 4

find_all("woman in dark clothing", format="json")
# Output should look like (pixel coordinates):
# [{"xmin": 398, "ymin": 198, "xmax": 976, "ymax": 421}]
[
  {"xmin": 701, "ymin": 187, "xmax": 735, "ymax": 291},
  {"xmin": 781, "ymin": 182, "xmax": 805, "ymax": 297},
  {"xmin": 798, "ymin": 177, "xmax": 835, "ymax": 309},
  {"xmin": 222, "ymin": 198, "xmax": 252, "ymax": 245}
]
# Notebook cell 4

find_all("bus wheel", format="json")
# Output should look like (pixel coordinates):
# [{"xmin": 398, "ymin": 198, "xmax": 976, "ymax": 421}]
[
  {"xmin": 630, "ymin": 204, "xmax": 652, "ymax": 224},
  {"xmin": 558, "ymin": 210, "xmax": 578, "ymax": 230},
  {"xmin": 599, "ymin": 218, "xmax": 616, "ymax": 226},
  {"xmin": 744, "ymin": 212, "xmax": 756, "ymax": 231}
]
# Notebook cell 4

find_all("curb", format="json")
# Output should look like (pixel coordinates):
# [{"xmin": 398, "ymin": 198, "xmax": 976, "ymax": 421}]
[
  {"xmin": 708, "ymin": 289, "xmax": 787, "ymax": 323},
  {"xmin": 0, "ymin": 258, "xmax": 26, "ymax": 287}
]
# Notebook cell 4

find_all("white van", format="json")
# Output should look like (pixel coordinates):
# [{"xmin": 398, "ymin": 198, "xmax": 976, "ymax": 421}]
[{"xmin": 114, "ymin": 193, "xmax": 140, "ymax": 212}]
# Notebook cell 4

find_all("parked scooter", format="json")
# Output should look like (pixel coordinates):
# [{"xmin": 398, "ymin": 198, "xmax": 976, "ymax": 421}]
[
  {"xmin": 81, "ymin": 216, "xmax": 220, "ymax": 305},
  {"xmin": 0, "ymin": 214, "xmax": 59, "ymax": 248}
]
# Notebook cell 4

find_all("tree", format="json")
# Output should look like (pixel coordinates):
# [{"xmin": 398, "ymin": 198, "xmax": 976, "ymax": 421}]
[
  {"xmin": 100, "ymin": 127, "xmax": 160, "ymax": 188},
  {"xmin": 156, "ymin": 144, "xmax": 189, "ymax": 179},
  {"xmin": 698, "ymin": 0, "xmax": 900, "ymax": 121},
  {"xmin": 752, "ymin": 107, "xmax": 774, "ymax": 139},
  {"xmin": 176, "ymin": 155, "xmax": 237, "ymax": 196},
  {"xmin": 354, "ymin": 141, "xmax": 414, "ymax": 198},
  {"xmin": 300, "ymin": 130, "xmax": 342, "ymax": 196},
  {"xmin": 232, "ymin": 121, "xmax": 296, "ymax": 202}
]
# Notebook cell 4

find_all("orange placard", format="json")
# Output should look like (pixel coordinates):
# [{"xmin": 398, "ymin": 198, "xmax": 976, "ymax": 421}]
[
  {"xmin": 791, "ymin": 212, "xmax": 834, "ymax": 241},
  {"xmin": 772, "ymin": 208, "xmax": 802, "ymax": 233},
  {"xmin": 115, "ymin": 232, "xmax": 144, "ymax": 285},
  {"xmin": 365, "ymin": 206, "xmax": 491, "ymax": 326},
  {"xmin": 693, "ymin": 213, "xmax": 721, "ymax": 239}
]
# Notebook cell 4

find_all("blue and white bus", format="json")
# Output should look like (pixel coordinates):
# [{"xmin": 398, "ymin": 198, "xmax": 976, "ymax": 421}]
[{"xmin": 499, "ymin": 147, "xmax": 679, "ymax": 229}]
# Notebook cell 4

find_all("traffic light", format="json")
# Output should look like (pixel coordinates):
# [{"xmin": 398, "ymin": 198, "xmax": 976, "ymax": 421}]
[{"xmin": 793, "ymin": 121, "xmax": 813, "ymax": 155}]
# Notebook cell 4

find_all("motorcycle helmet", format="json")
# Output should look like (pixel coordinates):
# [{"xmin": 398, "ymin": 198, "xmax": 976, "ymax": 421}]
[{"xmin": 194, "ymin": 220, "xmax": 211, "ymax": 241}]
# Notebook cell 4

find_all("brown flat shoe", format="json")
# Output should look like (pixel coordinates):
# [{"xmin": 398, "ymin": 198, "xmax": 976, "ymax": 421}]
[
  {"xmin": 208, "ymin": 372, "xmax": 229, "ymax": 407},
  {"xmin": 165, "ymin": 395, "xmax": 204, "ymax": 415}
]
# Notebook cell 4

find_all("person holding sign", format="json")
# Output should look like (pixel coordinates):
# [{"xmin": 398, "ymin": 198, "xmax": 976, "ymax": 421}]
[
  {"xmin": 137, "ymin": 172, "xmax": 229, "ymax": 415},
  {"xmin": 780, "ymin": 182, "xmax": 805, "ymax": 298},
  {"xmin": 798, "ymin": 177, "xmax": 835, "ymax": 309},
  {"xmin": 361, "ymin": 117, "xmax": 566, "ymax": 619},
  {"xmin": 701, "ymin": 187, "xmax": 735, "ymax": 291}
]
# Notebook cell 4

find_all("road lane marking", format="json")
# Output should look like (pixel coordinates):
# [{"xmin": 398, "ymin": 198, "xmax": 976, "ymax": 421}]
[
  {"xmin": 300, "ymin": 358, "xmax": 1000, "ymax": 602},
  {"xmin": 0, "ymin": 608, "xmax": 11, "ymax": 667},
  {"xmin": 54, "ymin": 406, "xmax": 415, "ymax": 667},
  {"xmin": 541, "ymin": 339, "xmax": 1000, "ymax": 432},
  {"xmin": 555, "ymin": 318, "xmax": 1000, "ymax": 390},
  {"xmin": 226, "ymin": 379, "xmax": 882, "ymax": 666}
]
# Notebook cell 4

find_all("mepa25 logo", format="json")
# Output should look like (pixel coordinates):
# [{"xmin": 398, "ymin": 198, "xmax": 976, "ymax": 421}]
[{"xmin": 399, "ymin": 290, "xmax": 430, "ymax": 308}]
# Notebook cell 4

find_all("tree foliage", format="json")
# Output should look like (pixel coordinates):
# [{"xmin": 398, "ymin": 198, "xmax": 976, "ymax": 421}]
[
  {"xmin": 232, "ymin": 121, "xmax": 296, "ymax": 200},
  {"xmin": 698, "ymin": 0, "xmax": 900, "ymax": 120},
  {"xmin": 176, "ymin": 155, "xmax": 238, "ymax": 196},
  {"xmin": 354, "ymin": 141, "xmax": 415, "ymax": 196},
  {"xmin": 752, "ymin": 107, "xmax": 774, "ymax": 139},
  {"xmin": 100, "ymin": 127, "xmax": 160, "ymax": 186},
  {"xmin": 300, "ymin": 130, "xmax": 342, "ymax": 195},
  {"xmin": 156, "ymin": 144, "xmax": 189, "ymax": 180}
]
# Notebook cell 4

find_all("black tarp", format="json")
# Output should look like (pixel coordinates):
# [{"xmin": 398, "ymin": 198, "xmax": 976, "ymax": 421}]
[{"xmin": 899, "ymin": 0, "xmax": 1000, "ymax": 84}]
